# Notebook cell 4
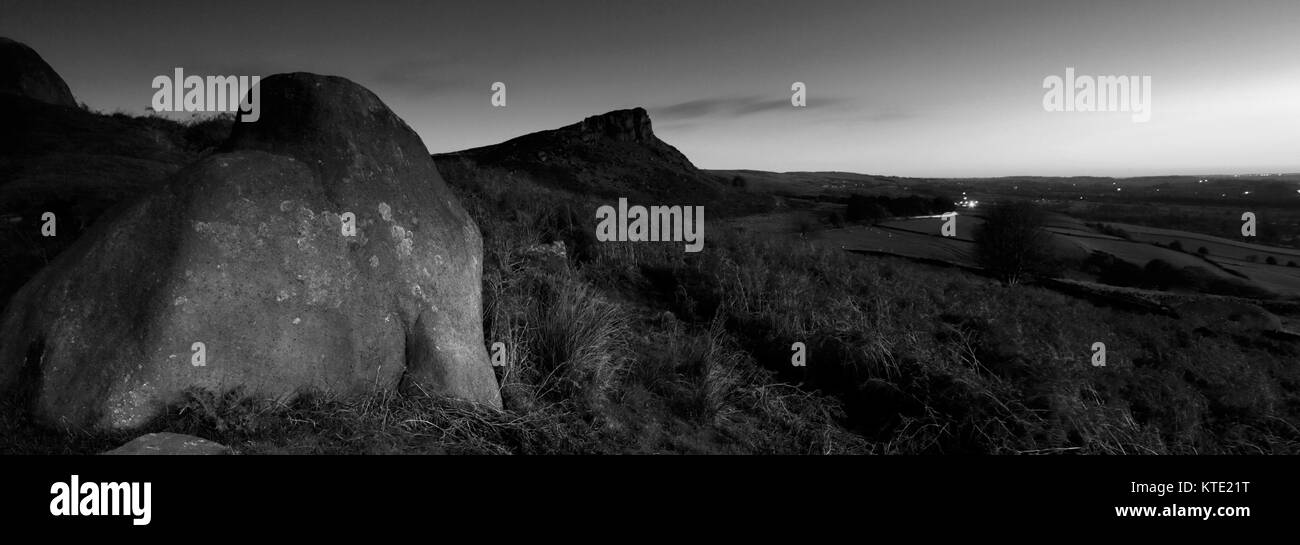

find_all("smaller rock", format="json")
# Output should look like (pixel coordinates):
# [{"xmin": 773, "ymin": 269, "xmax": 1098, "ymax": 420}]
[
  {"xmin": 524, "ymin": 240, "xmax": 567, "ymax": 259},
  {"xmin": 103, "ymin": 433, "xmax": 232, "ymax": 455},
  {"xmin": 522, "ymin": 240, "xmax": 568, "ymax": 272}
]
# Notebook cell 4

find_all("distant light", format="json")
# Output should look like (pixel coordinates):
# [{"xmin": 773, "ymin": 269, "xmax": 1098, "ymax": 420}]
[
  {"xmin": 1244, "ymin": 191, "xmax": 1251, "ymax": 195},
  {"xmin": 1116, "ymin": 188, "xmax": 1122, "ymax": 192}
]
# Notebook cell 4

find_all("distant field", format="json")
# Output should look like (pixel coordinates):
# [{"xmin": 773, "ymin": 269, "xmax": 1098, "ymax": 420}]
[
  {"xmin": 1109, "ymin": 222, "xmax": 1300, "ymax": 263},
  {"xmin": 1223, "ymin": 263, "xmax": 1300, "ymax": 295},
  {"xmin": 810, "ymin": 223, "xmax": 977, "ymax": 265},
  {"xmin": 1100, "ymin": 222, "xmax": 1300, "ymax": 295},
  {"xmin": 707, "ymin": 169, "xmax": 937, "ymax": 198},
  {"xmin": 712, "ymin": 169, "xmax": 1300, "ymax": 298},
  {"xmin": 728, "ymin": 208, "xmax": 1300, "ymax": 299},
  {"xmin": 878, "ymin": 216, "xmax": 975, "ymax": 242}
]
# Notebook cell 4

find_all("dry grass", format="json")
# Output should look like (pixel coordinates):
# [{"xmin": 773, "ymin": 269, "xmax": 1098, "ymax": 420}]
[{"xmin": 4, "ymin": 156, "xmax": 1299, "ymax": 455}]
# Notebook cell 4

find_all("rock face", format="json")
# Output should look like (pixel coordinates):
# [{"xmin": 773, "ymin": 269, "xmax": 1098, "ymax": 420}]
[
  {"xmin": 0, "ymin": 37, "xmax": 76, "ymax": 107},
  {"xmin": 0, "ymin": 72, "xmax": 501, "ymax": 430},
  {"xmin": 571, "ymin": 107, "xmax": 654, "ymax": 143},
  {"xmin": 103, "ymin": 433, "xmax": 232, "ymax": 455}
]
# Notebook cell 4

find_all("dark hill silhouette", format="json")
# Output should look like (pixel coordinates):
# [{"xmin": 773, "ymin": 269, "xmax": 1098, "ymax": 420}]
[
  {"xmin": 0, "ymin": 37, "xmax": 76, "ymax": 107},
  {"xmin": 433, "ymin": 107, "xmax": 768, "ymax": 215},
  {"xmin": 0, "ymin": 38, "xmax": 229, "ymax": 309},
  {"xmin": 0, "ymin": 39, "xmax": 232, "ymax": 309}
]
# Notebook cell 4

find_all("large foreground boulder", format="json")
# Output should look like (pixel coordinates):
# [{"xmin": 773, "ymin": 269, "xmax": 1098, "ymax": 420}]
[
  {"xmin": 0, "ymin": 37, "xmax": 76, "ymax": 107},
  {"xmin": 0, "ymin": 73, "xmax": 501, "ymax": 429}
]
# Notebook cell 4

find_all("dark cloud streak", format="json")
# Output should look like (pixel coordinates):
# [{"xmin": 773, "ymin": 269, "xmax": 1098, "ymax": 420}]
[
  {"xmin": 652, "ymin": 94, "xmax": 856, "ymax": 121},
  {"xmin": 362, "ymin": 55, "xmax": 481, "ymax": 96}
]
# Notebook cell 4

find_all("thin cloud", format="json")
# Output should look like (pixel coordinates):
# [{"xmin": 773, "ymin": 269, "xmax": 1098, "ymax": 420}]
[
  {"xmin": 368, "ymin": 57, "xmax": 472, "ymax": 95},
  {"xmin": 733, "ymin": 98, "xmax": 797, "ymax": 116},
  {"xmin": 652, "ymin": 94, "xmax": 851, "ymax": 121},
  {"xmin": 865, "ymin": 110, "xmax": 914, "ymax": 122},
  {"xmin": 656, "ymin": 97, "xmax": 738, "ymax": 118},
  {"xmin": 653, "ymin": 95, "xmax": 915, "ymax": 133}
]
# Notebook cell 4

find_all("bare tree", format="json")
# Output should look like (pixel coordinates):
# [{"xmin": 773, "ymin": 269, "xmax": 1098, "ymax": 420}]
[{"xmin": 974, "ymin": 201, "xmax": 1059, "ymax": 286}]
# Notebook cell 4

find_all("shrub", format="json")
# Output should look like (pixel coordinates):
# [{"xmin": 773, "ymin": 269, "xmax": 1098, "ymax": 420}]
[
  {"xmin": 530, "ymin": 276, "xmax": 628, "ymax": 401},
  {"xmin": 484, "ymin": 268, "xmax": 629, "ymax": 407},
  {"xmin": 182, "ymin": 113, "xmax": 235, "ymax": 152},
  {"xmin": 1143, "ymin": 259, "xmax": 1179, "ymax": 290},
  {"xmin": 846, "ymin": 201, "xmax": 890, "ymax": 223},
  {"xmin": 974, "ymin": 201, "xmax": 1060, "ymax": 285},
  {"xmin": 1087, "ymin": 222, "xmax": 1133, "ymax": 240},
  {"xmin": 634, "ymin": 319, "xmax": 746, "ymax": 424},
  {"xmin": 1085, "ymin": 252, "xmax": 1143, "ymax": 287},
  {"xmin": 844, "ymin": 194, "xmax": 954, "ymax": 223}
]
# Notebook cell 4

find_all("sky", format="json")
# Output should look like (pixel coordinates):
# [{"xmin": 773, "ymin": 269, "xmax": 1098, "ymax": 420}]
[{"xmin": 3, "ymin": 0, "xmax": 1298, "ymax": 177}]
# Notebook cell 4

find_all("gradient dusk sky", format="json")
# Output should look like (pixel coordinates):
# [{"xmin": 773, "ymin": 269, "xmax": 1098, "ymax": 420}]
[{"xmin": 3, "ymin": 0, "xmax": 1298, "ymax": 177}]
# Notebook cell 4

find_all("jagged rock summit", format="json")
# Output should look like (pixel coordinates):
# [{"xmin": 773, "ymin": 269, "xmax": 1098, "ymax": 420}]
[
  {"xmin": 569, "ymin": 107, "xmax": 656, "ymax": 143},
  {"xmin": 448, "ymin": 107, "xmax": 695, "ymax": 171},
  {"xmin": 0, "ymin": 72, "xmax": 501, "ymax": 430},
  {"xmin": 0, "ymin": 37, "xmax": 76, "ymax": 107},
  {"xmin": 434, "ymin": 106, "xmax": 726, "ymax": 203}
]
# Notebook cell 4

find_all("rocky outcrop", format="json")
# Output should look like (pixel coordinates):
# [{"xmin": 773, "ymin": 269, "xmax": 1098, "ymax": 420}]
[
  {"xmin": 0, "ymin": 37, "xmax": 76, "ymax": 107},
  {"xmin": 0, "ymin": 73, "xmax": 501, "ymax": 430},
  {"xmin": 570, "ymin": 107, "xmax": 655, "ymax": 143},
  {"xmin": 433, "ymin": 107, "xmax": 768, "ymax": 216},
  {"xmin": 443, "ymin": 107, "xmax": 696, "ymax": 173}
]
